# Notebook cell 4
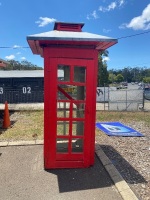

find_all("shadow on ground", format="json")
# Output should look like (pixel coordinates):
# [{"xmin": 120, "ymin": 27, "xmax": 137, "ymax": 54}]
[
  {"xmin": 46, "ymin": 155, "xmax": 114, "ymax": 193},
  {"xmin": 0, "ymin": 110, "xmax": 16, "ymax": 133},
  {"xmin": 100, "ymin": 145, "xmax": 147, "ymax": 185},
  {"xmin": 46, "ymin": 145, "xmax": 146, "ymax": 193}
]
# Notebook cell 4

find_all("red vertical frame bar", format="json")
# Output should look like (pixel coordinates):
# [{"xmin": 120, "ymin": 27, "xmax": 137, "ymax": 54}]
[
  {"xmin": 86, "ymin": 55, "xmax": 98, "ymax": 166},
  {"xmin": 81, "ymin": 59, "xmax": 95, "ymax": 167},
  {"xmin": 44, "ymin": 56, "xmax": 57, "ymax": 168},
  {"xmin": 68, "ymin": 101, "xmax": 73, "ymax": 154}
]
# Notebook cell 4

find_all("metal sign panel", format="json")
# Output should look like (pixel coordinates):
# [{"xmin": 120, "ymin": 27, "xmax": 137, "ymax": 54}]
[
  {"xmin": 96, "ymin": 87, "xmax": 109, "ymax": 102},
  {"xmin": 96, "ymin": 122, "xmax": 144, "ymax": 137}
]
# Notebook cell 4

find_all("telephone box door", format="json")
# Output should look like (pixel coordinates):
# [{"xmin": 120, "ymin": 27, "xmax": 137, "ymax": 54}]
[{"xmin": 44, "ymin": 58, "xmax": 96, "ymax": 168}]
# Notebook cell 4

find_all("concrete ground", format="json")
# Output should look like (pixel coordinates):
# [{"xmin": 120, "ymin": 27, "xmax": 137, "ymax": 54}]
[
  {"xmin": 0, "ymin": 142, "xmax": 139, "ymax": 200},
  {"xmin": 0, "ymin": 144, "xmax": 122, "ymax": 200}
]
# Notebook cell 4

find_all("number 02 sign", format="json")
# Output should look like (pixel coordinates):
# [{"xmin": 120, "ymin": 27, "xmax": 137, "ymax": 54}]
[{"xmin": 22, "ymin": 87, "xmax": 31, "ymax": 94}]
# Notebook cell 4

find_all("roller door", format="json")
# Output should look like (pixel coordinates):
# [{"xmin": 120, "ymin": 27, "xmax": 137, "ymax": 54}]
[{"xmin": 0, "ymin": 77, "xmax": 44, "ymax": 103}]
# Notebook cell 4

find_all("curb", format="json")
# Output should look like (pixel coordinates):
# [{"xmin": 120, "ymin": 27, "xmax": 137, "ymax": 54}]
[
  {"xmin": 95, "ymin": 143, "xmax": 139, "ymax": 200},
  {"xmin": 0, "ymin": 140, "xmax": 138, "ymax": 200},
  {"xmin": 0, "ymin": 140, "xmax": 43, "ymax": 147}
]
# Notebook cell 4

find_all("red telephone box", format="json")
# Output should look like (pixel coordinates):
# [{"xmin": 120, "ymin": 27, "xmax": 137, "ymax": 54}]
[{"xmin": 27, "ymin": 22, "xmax": 117, "ymax": 169}]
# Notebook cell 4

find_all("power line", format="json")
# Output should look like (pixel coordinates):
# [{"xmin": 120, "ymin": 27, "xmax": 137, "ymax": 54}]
[
  {"xmin": 117, "ymin": 30, "xmax": 150, "ymax": 40},
  {"xmin": 0, "ymin": 47, "xmax": 29, "ymax": 48},
  {"xmin": 0, "ymin": 30, "xmax": 150, "ymax": 49}
]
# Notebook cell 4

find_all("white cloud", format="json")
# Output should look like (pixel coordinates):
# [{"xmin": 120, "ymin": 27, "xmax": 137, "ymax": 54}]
[
  {"xmin": 107, "ymin": 2, "xmax": 117, "ymax": 11},
  {"xmin": 5, "ymin": 55, "xmax": 15, "ymax": 60},
  {"xmin": 119, "ymin": 0, "xmax": 125, "ymax": 7},
  {"xmin": 119, "ymin": 23, "xmax": 126, "ymax": 29},
  {"xmin": 16, "ymin": 52, "xmax": 21, "ymax": 55},
  {"xmin": 21, "ymin": 57, "xmax": 26, "ymax": 60},
  {"xmin": 86, "ymin": 15, "xmax": 90, "ymax": 20},
  {"xmin": 103, "ymin": 28, "xmax": 111, "ymax": 33},
  {"xmin": 36, "ymin": 17, "xmax": 56, "ymax": 27},
  {"xmin": 120, "ymin": 4, "xmax": 150, "ymax": 30},
  {"xmin": 102, "ymin": 57, "xmax": 110, "ymax": 62},
  {"xmin": 13, "ymin": 45, "xmax": 21, "ymax": 49},
  {"xmin": 99, "ymin": 0, "xmax": 125, "ymax": 12},
  {"xmin": 91, "ymin": 10, "xmax": 99, "ymax": 19},
  {"xmin": 87, "ymin": 10, "xmax": 99, "ymax": 20}
]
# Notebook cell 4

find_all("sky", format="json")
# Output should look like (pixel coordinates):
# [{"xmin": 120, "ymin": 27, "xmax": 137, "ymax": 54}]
[{"xmin": 0, "ymin": 0, "xmax": 150, "ymax": 70}]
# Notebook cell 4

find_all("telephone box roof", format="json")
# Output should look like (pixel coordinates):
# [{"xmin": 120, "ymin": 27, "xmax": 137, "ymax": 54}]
[{"xmin": 27, "ymin": 22, "xmax": 117, "ymax": 55}]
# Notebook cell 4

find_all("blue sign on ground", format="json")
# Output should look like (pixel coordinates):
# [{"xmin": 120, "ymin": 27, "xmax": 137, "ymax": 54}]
[{"xmin": 96, "ymin": 122, "xmax": 144, "ymax": 137}]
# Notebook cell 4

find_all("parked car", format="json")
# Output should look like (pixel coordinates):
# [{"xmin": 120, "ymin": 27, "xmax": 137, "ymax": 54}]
[
  {"xmin": 116, "ymin": 82, "xmax": 128, "ymax": 90},
  {"xmin": 144, "ymin": 86, "xmax": 150, "ymax": 100},
  {"xmin": 122, "ymin": 82, "xmax": 128, "ymax": 87}
]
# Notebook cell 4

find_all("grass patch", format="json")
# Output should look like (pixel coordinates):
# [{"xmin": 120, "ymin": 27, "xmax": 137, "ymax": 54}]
[
  {"xmin": 0, "ymin": 111, "xmax": 43, "ymax": 141},
  {"xmin": 0, "ymin": 110, "xmax": 149, "ymax": 141},
  {"xmin": 96, "ymin": 110, "xmax": 150, "ymax": 125}
]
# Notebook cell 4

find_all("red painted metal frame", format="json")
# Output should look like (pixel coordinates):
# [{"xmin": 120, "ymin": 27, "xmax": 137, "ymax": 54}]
[
  {"xmin": 44, "ymin": 47, "xmax": 98, "ymax": 169},
  {"xmin": 54, "ymin": 22, "xmax": 83, "ymax": 32}
]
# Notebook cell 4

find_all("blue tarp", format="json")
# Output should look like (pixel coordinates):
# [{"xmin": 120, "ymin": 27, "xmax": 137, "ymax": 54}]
[{"xmin": 96, "ymin": 122, "xmax": 144, "ymax": 137}]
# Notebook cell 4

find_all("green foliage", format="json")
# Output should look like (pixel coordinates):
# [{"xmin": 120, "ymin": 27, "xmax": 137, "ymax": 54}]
[
  {"xmin": 143, "ymin": 77, "xmax": 150, "ymax": 83},
  {"xmin": 115, "ymin": 74, "xmax": 124, "ymax": 83},
  {"xmin": 0, "ymin": 60, "xmax": 43, "ymax": 70},
  {"xmin": 109, "ymin": 73, "xmax": 116, "ymax": 83},
  {"xmin": 109, "ymin": 67, "xmax": 150, "ymax": 83},
  {"xmin": 97, "ymin": 51, "xmax": 109, "ymax": 86}
]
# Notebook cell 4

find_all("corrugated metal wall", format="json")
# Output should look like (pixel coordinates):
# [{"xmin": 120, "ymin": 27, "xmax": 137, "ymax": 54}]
[{"xmin": 0, "ymin": 77, "xmax": 44, "ymax": 103}]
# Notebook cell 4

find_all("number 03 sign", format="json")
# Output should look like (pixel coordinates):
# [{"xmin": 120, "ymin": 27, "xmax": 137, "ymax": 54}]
[{"xmin": 0, "ymin": 87, "xmax": 3, "ymax": 94}]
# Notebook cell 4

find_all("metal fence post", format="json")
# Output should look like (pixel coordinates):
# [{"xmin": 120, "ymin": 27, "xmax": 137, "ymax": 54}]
[
  {"xmin": 108, "ymin": 85, "xmax": 110, "ymax": 111},
  {"xmin": 104, "ymin": 83, "xmax": 105, "ymax": 111},
  {"xmin": 143, "ymin": 86, "xmax": 145, "ymax": 110},
  {"xmin": 126, "ymin": 89, "xmax": 127, "ymax": 111}
]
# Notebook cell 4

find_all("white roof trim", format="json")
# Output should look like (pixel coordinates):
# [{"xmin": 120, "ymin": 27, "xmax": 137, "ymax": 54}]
[{"xmin": 27, "ymin": 30, "xmax": 116, "ymax": 42}]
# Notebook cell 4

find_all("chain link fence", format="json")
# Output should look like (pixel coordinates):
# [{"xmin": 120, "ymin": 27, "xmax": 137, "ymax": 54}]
[
  {"xmin": 96, "ymin": 86, "xmax": 150, "ymax": 111},
  {"xmin": 109, "ymin": 88, "xmax": 143, "ymax": 111},
  {"xmin": 0, "ymin": 85, "xmax": 149, "ymax": 111}
]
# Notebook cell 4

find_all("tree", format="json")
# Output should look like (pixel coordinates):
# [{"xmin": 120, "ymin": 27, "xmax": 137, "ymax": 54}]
[
  {"xmin": 122, "ymin": 67, "xmax": 132, "ymax": 82},
  {"xmin": 143, "ymin": 77, "xmax": 150, "ymax": 83},
  {"xmin": 109, "ymin": 73, "xmax": 116, "ymax": 84},
  {"xmin": 115, "ymin": 74, "xmax": 124, "ymax": 83},
  {"xmin": 0, "ymin": 59, "xmax": 43, "ymax": 70},
  {"xmin": 108, "ymin": 66, "xmax": 150, "ymax": 83},
  {"xmin": 97, "ymin": 50, "xmax": 109, "ymax": 86}
]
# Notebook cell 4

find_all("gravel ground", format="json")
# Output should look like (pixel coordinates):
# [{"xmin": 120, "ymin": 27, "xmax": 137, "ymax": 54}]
[
  {"xmin": 96, "ymin": 120, "xmax": 150, "ymax": 200},
  {"xmin": 0, "ymin": 106, "xmax": 149, "ymax": 199}
]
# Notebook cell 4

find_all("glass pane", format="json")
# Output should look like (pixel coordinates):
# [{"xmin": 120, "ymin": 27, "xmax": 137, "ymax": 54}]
[
  {"xmin": 57, "ymin": 121, "xmax": 69, "ymax": 135},
  {"xmin": 72, "ymin": 139, "xmax": 83, "ymax": 152},
  {"xmin": 72, "ymin": 121, "xmax": 84, "ymax": 136},
  {"xmin": 56, "ymin": 139, "xmax": 69, "ymax": 153},
  {"xmin": 57, "ymin": 85, "xmax": 75, "ymax": 100},
  {"xmin": 75, "ymin": 86, "xmax": 85, "ymax": 100},
  {"xmin": 57, "ymin": 65, "xmax": 70, "ymax": 81},
  {"xmin": 57, "ymin": 102, "xmax": 70, "ymax": 118},
  {"xmin": 73, "ymin": 103, "xmax": 85, "ymax": 118},
  {"xmin": 74, "ymin": 66, "xmax": 86, "ymax": 83},
  {"xmin": 57, "ymin": 85, "xmax": 85, "ymax": 100}
]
